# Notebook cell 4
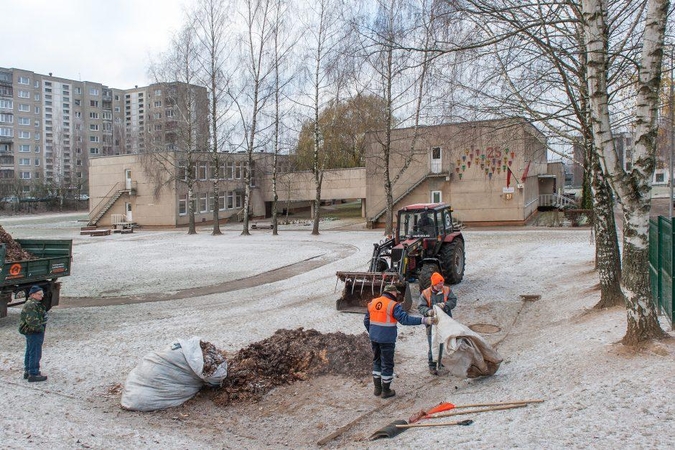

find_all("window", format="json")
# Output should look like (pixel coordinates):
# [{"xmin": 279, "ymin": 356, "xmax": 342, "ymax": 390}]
[
  {"xmin": 114, "ymin": 94, "xmax": 120, "ymax": 101},
  {"xmin": 89, "ymin": 147, "xmax": 100, "ymax": 155},
  {"xmin": 154, "ymin": 89, "xmax": 162, "ymax": 96},
  {"xmin": 19, "ymin": 144, "xmax": 30, "ymax": 152},
  {"xmin": 165, "ymin": 109, "xmax": 174, "ymax": 117},
  {"xmin": 89, "ymin": 112, "xmax": 99, "ymax": 119},
  {"xmin": 18, "ymin": 90, "xmax": 30, "ymax": 98},
  {"xmin": 656, "ymin": 173, "xmax": 665, "ymax": 183},
  {"xmin": 199, "ymin": 193, "xmax": 208, "ymax": 212},
  {"xmin": 89, "ymin": 87, "xmax": 99, "ymax": 96},
  {"xmin": 75, "ymin": 87, "xmax": 81, "ymax": 94},
  {"xmin": 34, "ymin": 158, "xmax": 40, "ymax": 166},
  {"xmin": 19, "ymin": 131, "xmax": 30, "ymax": 139},
  {"xmin": 0, "ymin": 99, "xmax": 12, "ymax": 109},
  {"xmin": 18, "ymin": 76, "xmax": 29, "ymax": 85},
  {"xmin": 235, "ymin": 162, "xmax": 244, "ymax": 179},
  {"xmin": 34, "ymin": 145, "xmax": 40, "ymax": 153},
  {"xmin": 114, "ymin": 106, "xmax": 121, "ymax": 113},
  {"xmin": 0, "ymin": 127, "xmax": 13, "ymax": 137},
  {"xmin": 89, "ymin": 135, "xmax": 99, "ymax": 142},
  {"xmin": 20, "ymin": 171, "xmax": 31, "ymax": 179},
  {"xmin": 74, "ymin": 99, "xmax": 81, "ymax": 106},
  {"xmin": 178, "ymin": 195, "xmax": 187, "ymax": 215},
  {"xmin": 219, "ymin": 194, "xmax": 226, "ymax": 211},
  {"xmin": 153, "ymin": 112, "xmax": 161, "ymax": 119},
  {"xmin": 227, "ymin": 191, "xmax": 233, "ymax": 209},
  {"xmin": 34, "ymin": 94, "xmax": 40, "ymax": 101},
  {"xmin": 19, "ymin": 158, "xmax": 30, "ymax": 165},
  {"xmin": 75, "ymin": 112, "xmax": 81, "ymax": 118},
  {"xmin": 102, "ymin": 111, "xmax": 112, "ymax": 120},
  {"xmin": 0, "ymin": 113, "xmax": 12, "ymax": 123},
  {"xmin": 198, "ymin": 163, "xmax": 207, "ymax": 180},
  {"xmin": 154, "ymin": 101, "xmax": 162, "ymax": 107},
  {"xmin": 89, "ymin": 124, "xmax": 99, "ymax": 131},
  {"xmin": 34, "ymin": 106, "xmax": 40, "ymax": 113},
  {"xmin": 18, "ymin": 117, "xmax": 30, "ymax": 125},
  {"xmin": 90, "ymin": 100, "xmax": 99, "ymax": 107},
  {"xmin": 18, "ymin": 104, "xmax": 30, "ymax": 112}
]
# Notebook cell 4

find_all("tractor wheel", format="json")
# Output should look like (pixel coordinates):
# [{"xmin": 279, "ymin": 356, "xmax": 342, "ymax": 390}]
[
  {"xmin": 440, "ymin": 239, "xmax": 465, "ymax": 284},
  {"xmin": 418, "ymin": 263, "xmax": 440, "ymax": 292}
]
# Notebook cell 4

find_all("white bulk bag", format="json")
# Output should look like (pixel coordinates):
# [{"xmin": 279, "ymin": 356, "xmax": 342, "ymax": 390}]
[
  {"xmin": 121, "ymin": 336, "xmax": 227, "ymax": 412},
  {"xmin": 431, "ymin": 305, "xmax": 503, "ymax": 378}
]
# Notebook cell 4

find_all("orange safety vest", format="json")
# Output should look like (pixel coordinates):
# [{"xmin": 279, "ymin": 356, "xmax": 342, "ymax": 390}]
[
  {"xmin": 422, "ymin": 286, "xmax": 451, "ymax": 307},
  {"xmin": 368, "ymin": 296, "xmax": 398, "ymax": 327}
]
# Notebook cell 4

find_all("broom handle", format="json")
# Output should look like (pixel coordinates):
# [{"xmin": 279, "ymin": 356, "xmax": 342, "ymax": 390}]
[
  {"xmin": 452, "ymin": 399, "xmax": 544, "ymax": 410},
  {"xmin": 398, "ymin": 420, "xmax": 470, "ymax": 429},
  {"xmin": 429, "ymin": 403, "xmax": 527, "ymax": 418}
]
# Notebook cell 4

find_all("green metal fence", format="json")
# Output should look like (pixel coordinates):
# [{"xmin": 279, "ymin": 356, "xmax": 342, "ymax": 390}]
[{"xmin": 649, "ymin": 216, "xmax": 675, "ymax": 328}]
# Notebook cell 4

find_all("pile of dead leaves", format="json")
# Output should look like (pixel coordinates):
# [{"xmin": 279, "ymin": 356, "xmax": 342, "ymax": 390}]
[
  {"xmin": 0, "ymin": 225, "xmax": 34, "ymax": 261},
  {"xmin": 201, "ymin": 340, "xmax": 227, "ymax": 377},
  {"xmin": 211, "ymin": 328, "xmax": 371, "ymax": 407}
]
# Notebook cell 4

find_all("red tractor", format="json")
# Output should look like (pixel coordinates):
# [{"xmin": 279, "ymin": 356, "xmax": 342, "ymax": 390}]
[{"xmin": 336, "ymin": 202, "xmax": 465, "ymax": 312}]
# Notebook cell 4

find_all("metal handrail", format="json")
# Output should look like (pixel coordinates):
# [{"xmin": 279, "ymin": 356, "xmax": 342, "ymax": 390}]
[{"xmin": 89, "ymin": 181, "xmax": 121, "ymax": 222}]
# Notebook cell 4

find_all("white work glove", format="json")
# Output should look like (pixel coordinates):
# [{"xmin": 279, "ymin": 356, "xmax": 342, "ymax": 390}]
[
  {"xmin": 425, "ymin": 309, "xmax": 435, "ymax": 317},
  {"xmin": 422, "ymin": 316, "xmax": 438, "ymax": 326}
]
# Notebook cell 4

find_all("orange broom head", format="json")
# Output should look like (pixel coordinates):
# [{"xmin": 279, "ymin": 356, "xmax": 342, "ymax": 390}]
[{"xmin": 425, "ymin": 402, "xmax": 455, "ymax": 416}]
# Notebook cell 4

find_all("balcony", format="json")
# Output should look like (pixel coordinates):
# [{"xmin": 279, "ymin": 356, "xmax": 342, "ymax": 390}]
[{"xmin": 0, "ymin": 155, "xmax": 14, "ymax": 166}]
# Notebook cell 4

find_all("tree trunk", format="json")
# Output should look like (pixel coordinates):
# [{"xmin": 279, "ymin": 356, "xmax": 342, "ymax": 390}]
[
  {"xmin": 187, "ymin": 186, "xmax": 196, "ymax": 235},
  {"xmin": 583, "ymin": 0, "xmax": 665, "ymax": 343},
  {"xmin": 591, "ymin": 164, "xmax": 624, "ymax": 308}
]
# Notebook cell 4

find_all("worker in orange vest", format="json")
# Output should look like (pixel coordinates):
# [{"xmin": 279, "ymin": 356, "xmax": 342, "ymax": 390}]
[
  {"xmin": 417, "ymin": 272, "xmax": 457, "ymax": 375},
  {"xmin": 365, "ymin": 284, "xmax": 438, "ymax": 398}
]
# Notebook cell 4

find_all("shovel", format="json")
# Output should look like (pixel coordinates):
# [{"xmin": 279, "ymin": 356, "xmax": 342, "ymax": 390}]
[
  {"xmin": 369, "ymin": 399, "xmax": 543, "ymax": 440},
  {"xmin": 368, "ymin": 400, "xmax": 464, "ymax": 440}
]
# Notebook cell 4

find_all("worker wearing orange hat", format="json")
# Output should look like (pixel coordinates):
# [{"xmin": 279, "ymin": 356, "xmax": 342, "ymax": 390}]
[{"xmin": 417, "ymin": 272, "xmax": 457, "ymax": 375}]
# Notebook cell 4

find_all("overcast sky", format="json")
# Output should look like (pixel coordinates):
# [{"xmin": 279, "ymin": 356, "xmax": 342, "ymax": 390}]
[{"xmin": 4, "ymin": 0, "xmax": 187, "ymax": 89}]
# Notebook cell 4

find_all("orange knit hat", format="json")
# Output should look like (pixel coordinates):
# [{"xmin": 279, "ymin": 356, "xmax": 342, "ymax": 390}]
[{"xmin": 431, "ymin": 272, "xmax": 444, "ymax": 286}]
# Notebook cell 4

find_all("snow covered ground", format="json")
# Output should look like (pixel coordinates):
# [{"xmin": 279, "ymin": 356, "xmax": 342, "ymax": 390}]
[{"xmin": 0, "ymin": 212, "xmax": 673, "ymax": 449}]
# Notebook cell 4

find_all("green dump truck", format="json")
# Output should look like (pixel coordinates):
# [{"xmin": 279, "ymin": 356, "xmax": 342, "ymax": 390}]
[{"xmin": 0, "ymin": 239, "xmax": 72, "ymax": 318}]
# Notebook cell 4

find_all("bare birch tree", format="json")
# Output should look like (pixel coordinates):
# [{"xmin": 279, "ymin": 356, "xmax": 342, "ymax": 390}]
[
  {"xmin": 453, "ymin": 0, "xmax": 624, "ymax": 308},
  {"xmin": 192, "ymin": 0, "xmax": 235, "ymax": 236},
  {"xmin": 147, "ymin": 24, "xmax": 205, "ymax": 234},
  {"xmin": 352, "ymin": 0, "xmax": 436, "ymax": 235},
  {"xmin": 232, "ymin": 0, "xmax": 275, "ymax": 236},
  {"xmin": 583, "ymin": 0, "xmax": 668, "ymax": 344}
]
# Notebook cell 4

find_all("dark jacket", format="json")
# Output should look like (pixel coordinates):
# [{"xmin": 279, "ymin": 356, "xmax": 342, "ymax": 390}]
[
  {"xmin": 364, "ymin": 292, "xmax": 423, "ymax": 343},
  {"xmin": 19, "ymin": 298, "xmax": 47, "ymax": 335},
  {"xmin": 417, "ymin": 286, "xmax": 457, "ymax": 318}
]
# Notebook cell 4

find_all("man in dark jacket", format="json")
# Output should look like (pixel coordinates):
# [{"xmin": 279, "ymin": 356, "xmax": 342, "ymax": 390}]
[
  {"xmin": 19, "ymin": 286, "xmax": 48, "ymax": 382},
  {"xmin": 417, "ymin": 272, "xmax": 457, "ymax": 375},
  {"xmin": 364, "ymin": 284, "xmax": 437, "ymax": 398}
]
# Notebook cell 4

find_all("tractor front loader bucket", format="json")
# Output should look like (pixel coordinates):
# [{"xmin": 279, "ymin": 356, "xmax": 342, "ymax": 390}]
[{"xmin": 335, "ymin": 272, "xmax": 413, "ymax": 314}]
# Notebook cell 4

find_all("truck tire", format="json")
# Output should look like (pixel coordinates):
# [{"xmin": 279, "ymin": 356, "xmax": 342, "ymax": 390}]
[
  {"xmin": 418, "ymin": 263, "xmax": 440, "ymax": 292},
  {"xmin": 440, "ymin": 239, "xmax": 465, "ymax": 285}
]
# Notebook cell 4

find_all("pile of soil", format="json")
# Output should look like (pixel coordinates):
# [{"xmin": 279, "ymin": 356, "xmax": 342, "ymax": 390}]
[
  {"xmin": 211, "ymin": 328, "xmax": 371, "ymax": 407},
  {"xmin": 0, "ymin": 225, "xmax": 33, "ymax": 261}
]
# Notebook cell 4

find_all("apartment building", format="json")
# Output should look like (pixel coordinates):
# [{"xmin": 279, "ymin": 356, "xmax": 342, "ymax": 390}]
[{"xmin": 0, "ymin": 67, "xmax": 206, "ymax": 199}]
